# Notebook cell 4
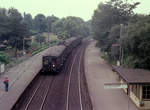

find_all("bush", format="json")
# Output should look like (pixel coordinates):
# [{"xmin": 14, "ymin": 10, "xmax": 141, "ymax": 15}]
[
  {"xmin": 30, "ymin": 42, "xmax": 40, "ymax": 51},
  {"xmin": 50, "ymin": 40, "xmax": 59, "ymax": 44},
  {"xmin": 0, "ymin": 51, "xmax": 10, "ymax": 64}
]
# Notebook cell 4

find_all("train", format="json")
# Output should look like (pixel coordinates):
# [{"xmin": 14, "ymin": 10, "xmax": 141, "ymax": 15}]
[{"xmin": 41, "ymin": 37, "xmax": 82, "ymax": 74}]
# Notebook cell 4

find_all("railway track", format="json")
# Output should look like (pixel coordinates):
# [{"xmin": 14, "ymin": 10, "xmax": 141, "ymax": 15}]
[
  {"xmin": 12, "ymin": 41, "xmax": 92, "ymax": 110},
  {"xmin": 24, "ymin": 76, "xmax": 55, "ymax": 110},
  {"xmin": 65, "ymin": 46, "xmax": 82, "ymax": 110},
  {"xmin": 65, "ymin": 43, "xmax": 90, "ymax": 110}
]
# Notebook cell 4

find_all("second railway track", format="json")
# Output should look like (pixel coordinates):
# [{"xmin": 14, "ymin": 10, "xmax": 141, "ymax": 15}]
[
  {"xmin": 65, "ymin": 41, "xmax": 92, "ymax": 110},
  {"xmin": 65, "ymin": 45, "xmax": 84, "ymax": 110}
]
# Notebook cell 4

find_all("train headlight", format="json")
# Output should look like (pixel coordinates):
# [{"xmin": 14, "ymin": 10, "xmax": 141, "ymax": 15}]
[{"xmin": 52, "ymin": 64, "xmax": 55, "ymax": 67}]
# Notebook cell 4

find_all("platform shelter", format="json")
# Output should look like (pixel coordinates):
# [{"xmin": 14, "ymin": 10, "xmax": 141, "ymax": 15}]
[{"xmin": 113, "ymin": 66, "xmax": 150, "ymax": 110}]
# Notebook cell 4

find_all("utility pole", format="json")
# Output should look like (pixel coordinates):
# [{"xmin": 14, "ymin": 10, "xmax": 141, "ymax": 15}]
[
  {"xmin": 48, "ymin": 24, "xmax": 50, "ymax": 47},
  {"xmin": 120, "ymin": 24, "xmax": 123, "ymax": 65},
  {"xmin": 23, "ymin": 37, "xmax": 31, "ymax": 55},
  {"xmin": 23, "ymin": 37, "xmax": 25, "ymax": 55}
]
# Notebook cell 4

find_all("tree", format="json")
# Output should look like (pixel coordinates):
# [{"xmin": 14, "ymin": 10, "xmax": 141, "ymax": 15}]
[
  {"xmin": 51, "ymin": 18, "xmax": 67, "ymax": 38},
  {"xmin": 33, "ymin": 14, "xmax": 47, "ymax": 33},
  {"xmin": 120, "ymin": 15, "xmax": 150, "ymax": 69},
  {"xmin": 23, "ymin": 13, "xmax": 33, "ymax": 31},
  {"xmin": 8, "ymin": 8, "xmax": 28, "ymax": 56},
  {"xmin": 63, "ymin": 16, "xmax": 87, "ymax": 37},
  {"xmin": 0, "ymin": 51, "xmax": 10, "ymax": 64},
  {"xmin": 46, "ymin": 15, "xmax": 59, "ymax": 33},
  {"xmin": 51, "ymin": 16, "xmax": 90, "ymax": 39},
  {"xmin": 92, "ymin": 0, "xmax": 139, "ymax": 50},
  {"xmin": 0, "ymin": 8, "xmax": 10, "ymax": 42}
]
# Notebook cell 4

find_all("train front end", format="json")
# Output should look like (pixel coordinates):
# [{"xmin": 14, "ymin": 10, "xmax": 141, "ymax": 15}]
[{"xmin": 42, "ymin": 56, "xmax": 57, "ymax": 74}]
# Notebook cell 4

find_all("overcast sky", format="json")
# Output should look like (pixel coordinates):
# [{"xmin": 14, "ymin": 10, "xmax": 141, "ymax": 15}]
[{"xmin": 0, "ymin": 0, "xmax": 150, "ymax": 21}]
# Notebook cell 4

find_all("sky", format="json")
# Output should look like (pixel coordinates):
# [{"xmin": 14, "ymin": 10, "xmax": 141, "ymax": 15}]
[{"xmin": 0, "ymin": 0, "xmax": 150, "ymax": 21}]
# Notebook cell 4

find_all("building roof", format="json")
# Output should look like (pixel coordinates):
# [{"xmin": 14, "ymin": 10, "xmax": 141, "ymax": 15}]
[
  {"xmin": 112, "ymin": 66, "xmax": 150, "ymax": 84},
  {"xmin": 43, "ymin": 45, "xmax": 65, "ymax": 57}
]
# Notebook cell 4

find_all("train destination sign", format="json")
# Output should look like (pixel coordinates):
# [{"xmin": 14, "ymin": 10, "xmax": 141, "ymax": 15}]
[{"xmin": 104, "ymin": 83, "xmax": 128, "ymax": 89}]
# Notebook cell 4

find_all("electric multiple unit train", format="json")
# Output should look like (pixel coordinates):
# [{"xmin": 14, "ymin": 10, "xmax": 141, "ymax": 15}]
[{"xmin": 41, "ymin": 37, "xmax": 82, "ymax": 74}]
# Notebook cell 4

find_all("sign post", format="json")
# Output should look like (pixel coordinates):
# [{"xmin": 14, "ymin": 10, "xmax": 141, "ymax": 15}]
[
  {"xmin": 0, "ymin": 63, "xmax": 5, "ymax": 74},
  {"xmin": 104, "ymin": 83, "xmax": 130, "ymax": 110},
  {"xmin": 104, "ymin": 83, "xmax": 128, "ymax": 89}
]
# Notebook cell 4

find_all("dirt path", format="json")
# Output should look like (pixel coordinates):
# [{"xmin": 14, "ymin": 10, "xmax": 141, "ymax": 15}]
[{"xmin": 84, "ymin": 40, "xmax": 139, "ymax": 110}]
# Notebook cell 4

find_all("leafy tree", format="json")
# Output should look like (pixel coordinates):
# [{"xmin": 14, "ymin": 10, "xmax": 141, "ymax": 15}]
[
  {"xmin": 106, "ymin": 25, "xmax": 120, "ymax": 53},
  {"xmin": 57, "ymin": 31, "xmax": 69, "ymax": 39},
  {"xmin": 92, "ymin": 0, "xmax": 139, "ymax": 51},
  {"xmin": 51, "ymin": 18, "xmax": 67, "ymax": 38},
  {"xmin": 46, "ymin": 15, "xmax": 59, "ymax": 32},
  {"xmin": 0, "ymin": 8, "xmax": 10, "ymax": 42},
  {"xmin": 23, "ymin": 13, "xmax": 33, "ymax": 31},
  {"xmin": 120, "ymin": 15, "xmax": 150, "ymax": 69},
  {"xmin": 0, "ymin": 51, "xmax": 10, "ymax": 64},
  {"xmin": 8, "ymin": 8, "xmax": 28, "ymax": 56},
  {"xmin": 33, "ymin": 14, "xmax": 47, "ymax": 33},
  {"xmin": 52, "ymin": 16, "xmax": 90, "ymax": 39}
]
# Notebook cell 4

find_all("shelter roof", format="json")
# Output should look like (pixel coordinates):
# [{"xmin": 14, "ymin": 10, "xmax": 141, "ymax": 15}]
[{"xmin": 112, "ymin": 66, "xmax": 150, "ymax": 84}]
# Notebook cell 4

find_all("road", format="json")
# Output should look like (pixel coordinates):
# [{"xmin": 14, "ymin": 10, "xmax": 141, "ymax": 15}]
[{"xmin": 12, "ymin": 40, "xmax": 92, "ymax": 110}]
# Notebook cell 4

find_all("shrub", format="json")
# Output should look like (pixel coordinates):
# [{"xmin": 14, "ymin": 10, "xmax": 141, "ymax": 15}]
[{"xmin": 0, "ymin": 51, "xmax": 10, "ymax": 64}]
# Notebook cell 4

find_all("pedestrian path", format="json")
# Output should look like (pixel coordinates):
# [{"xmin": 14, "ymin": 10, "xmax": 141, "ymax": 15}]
[
  {"xmin": 0, "ymin": 47, "xmax": 51, "ymax": 110},
  {"xmin": 84, "ymin": 40, "xmax": 139, "ymax": 110}
]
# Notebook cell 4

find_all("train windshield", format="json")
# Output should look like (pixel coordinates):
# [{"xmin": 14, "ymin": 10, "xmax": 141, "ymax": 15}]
[
  {"xmin": 43, "ymin": 57, "xmax": 51, "ymax": 65},
  {"xmin": 51, "ymin": 58, "xmax": 56, "ymax": 66}
]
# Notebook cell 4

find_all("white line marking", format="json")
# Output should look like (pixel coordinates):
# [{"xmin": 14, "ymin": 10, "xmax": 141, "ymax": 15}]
[
  {"xmin": 24, "ymin": 77, "xmax": 43, "ymax": 110},
  {"xmin": 39, "ymin": 78, "xmax": 53, "ymax": 110},
  {"xmin": 78, "ymin": 47, "xmax": 84, "ymax": 110}
]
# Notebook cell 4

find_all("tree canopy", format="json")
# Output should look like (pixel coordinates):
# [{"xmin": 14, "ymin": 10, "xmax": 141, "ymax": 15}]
[
  {"xmin": 0, "ymin": 7, "xmax": 91, "ymax": 58},
  {"xmin": 52, "ymin": 16, "xmax": 90, "ymax": 39},
  {"xmin": 91, "ymin": 0, "xmax": 150, "ymax": 70},
  {"xmin": 92, "ymin": 0, "xmax": 139, "ymax": 51}
]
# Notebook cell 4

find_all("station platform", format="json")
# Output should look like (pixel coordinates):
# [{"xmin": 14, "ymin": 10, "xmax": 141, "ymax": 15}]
[
  {"xmin": 0, "ymin": 48, "xmax": 50, "ymax": 110},
  {"xmin": 84, "ymin": 41, "xmax": 139, "ymax": 110}
]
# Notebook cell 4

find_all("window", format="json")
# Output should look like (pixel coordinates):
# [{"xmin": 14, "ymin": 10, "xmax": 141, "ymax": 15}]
[
  {"xmin": 142, "ymin": 85, "xmax": 150, "ymax": 99},
  {"xmin": 43, "ymin": 59, "xmax": 49, "ymax": 65},
  {"xmin": 137, "ymin": 85, "xmax": 140, "ymax": 98}
]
